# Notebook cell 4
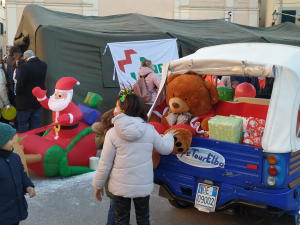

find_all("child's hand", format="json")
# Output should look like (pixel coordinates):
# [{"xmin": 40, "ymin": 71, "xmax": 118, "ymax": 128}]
[
  {"xmin": 94, "ymin": 188, "xmax": 104, "ymax": 202},
  {"xmin": 166, "ymin": 130, "xmax": 179, "ymax": 137},
  {"xmin": 26, "ymin": 187, "xmax": 36, "ymax": 198},
  {"xmin": 5, "ymin": 104, "xmax": 11, "ymax": 112}
]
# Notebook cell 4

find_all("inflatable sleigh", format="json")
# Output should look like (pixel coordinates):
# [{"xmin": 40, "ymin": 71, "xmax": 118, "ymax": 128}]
[{"xmin": 19, "ymin": 77, "xmax": 102, "ymax": 177}]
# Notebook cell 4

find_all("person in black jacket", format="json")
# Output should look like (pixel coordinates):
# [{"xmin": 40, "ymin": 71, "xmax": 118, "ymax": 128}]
[
  {"xmin": 7, "ymin": 46, "xmax": 21, "ymax": 88},
  {"xmin": 0, "ymin": 122, "xmax": 36, "ymax": 225},
  {"xmin": 16, "ymin": 50, "xmax": 47, "ymax": 133},
  {"xmin": 6, "ymin": 46, "xmax": 21, "ymax": 129}
]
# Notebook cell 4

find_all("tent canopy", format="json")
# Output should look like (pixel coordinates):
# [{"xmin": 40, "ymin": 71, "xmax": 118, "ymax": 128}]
[{"xmin": 14, "ymin": 5, "xmax": 300, "ymax": 124}]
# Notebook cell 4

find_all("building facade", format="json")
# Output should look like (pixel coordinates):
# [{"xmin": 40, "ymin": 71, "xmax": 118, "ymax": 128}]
[
  {"xmin": 0, "ymin": 1, "xmax": 5, "ymax": 57},
  {"xmin": 174, "ymin": 0, "xmax": 259, "ymax": 26},
  {"xmin": 5, "ymin": 0, "xmax": 260, "ymax": 52},
  {"xmin": 260, "ymin": 0, "xmax": 300, "ymax": 27}
]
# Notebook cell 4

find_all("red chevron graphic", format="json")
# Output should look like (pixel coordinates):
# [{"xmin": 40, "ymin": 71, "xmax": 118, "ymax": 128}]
[{"xmin": 118, "ymin": 49, "xmax": 137, "ymax": 73}]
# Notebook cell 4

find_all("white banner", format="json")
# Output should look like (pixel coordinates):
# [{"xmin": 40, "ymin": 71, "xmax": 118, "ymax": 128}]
[{"xmin": 107, "ymin": 39, "xmax": 179, "ymax": 88}]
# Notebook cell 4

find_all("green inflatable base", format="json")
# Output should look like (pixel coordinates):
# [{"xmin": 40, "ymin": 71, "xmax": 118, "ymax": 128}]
[{"xmin": 42, "ymin": 126, "xmax": 95, "ymax": 177}]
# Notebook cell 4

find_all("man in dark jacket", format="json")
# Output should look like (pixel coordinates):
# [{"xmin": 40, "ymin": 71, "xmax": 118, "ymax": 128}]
[
  {"xmin": 0, "ymin": 122, "xmax": 36, "ymax": 225},
  {"xmin": 16, "ymin": 50, "xmax": 47, "ymax": 133}
]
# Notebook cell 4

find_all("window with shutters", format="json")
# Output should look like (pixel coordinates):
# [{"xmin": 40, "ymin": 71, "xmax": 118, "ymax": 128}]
[{"xmin": 282, "ymin": 10, "xmax": 296, "ymax": 24}]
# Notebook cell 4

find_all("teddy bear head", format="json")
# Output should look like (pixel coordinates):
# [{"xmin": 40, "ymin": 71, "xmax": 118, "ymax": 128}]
[{"xmin": 165, "ymin": 73, "xmax": 219, "ymax": 117}]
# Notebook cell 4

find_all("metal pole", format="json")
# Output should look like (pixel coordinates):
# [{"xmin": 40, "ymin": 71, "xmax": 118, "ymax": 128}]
[{"xmin": 277, "ymin": 0, "xmax": 283, "ymax": 25}]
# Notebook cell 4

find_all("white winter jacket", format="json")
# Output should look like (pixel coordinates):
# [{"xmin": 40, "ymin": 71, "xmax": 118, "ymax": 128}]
[{"xmin": 92, "ymin": 113, "xmax": 174, "ymax": 198}]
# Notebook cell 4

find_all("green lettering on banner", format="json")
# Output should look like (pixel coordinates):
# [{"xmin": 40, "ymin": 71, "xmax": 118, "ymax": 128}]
[
  {"xmin": 131, "ymin": 72, "xmax": 137, "ymax": 80},
  {"xmin": 139, "ymin": 56, "xmax": 162, "ymax": 73},
  {"xmin": 158, "ymin": 64, "xmax": 163, "ymax": 73},
  {"xmin": 154, "ymin": 65, "xmax": 158, "ymax": 74},
  {"xmin": 140, "ymin": 57, "xmax": 147, "ymax": 62}
]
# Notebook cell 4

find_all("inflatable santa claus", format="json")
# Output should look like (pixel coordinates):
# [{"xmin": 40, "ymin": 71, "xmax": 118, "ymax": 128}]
[
  {"xmin": 18, "ymin": 77, "xmax": 98, "ymax": 177},
  {"xmin": 32, "ymin": 77, "xmax": 83, "ymax": 139}
]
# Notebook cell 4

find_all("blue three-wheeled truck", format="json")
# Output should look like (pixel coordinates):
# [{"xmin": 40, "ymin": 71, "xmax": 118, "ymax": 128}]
[{"xmin": 151, "ymin": 43, "xmax": 300, "ymax": 224}]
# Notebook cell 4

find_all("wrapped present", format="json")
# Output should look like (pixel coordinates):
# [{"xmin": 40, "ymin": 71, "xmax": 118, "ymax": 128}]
[
  {"xmin": 208, "ymin": 116, "xmax": 243, "ymax": 144},
  {"xmin": 230, "ymin": 115, "xmax": 250, "ymax": 132},
  {"xmin": 83, "ymin": 92, "xmax": 103, "ymax": 109},
  {"xmin": 243, "ymin": 117, "xmax": 266, "ymax": 147},
  {"xmin": 217, "ymin": 87, "xmax": 235, "ymax": 101},
  {"xmin": 78, "ymin": 103, "xmax": 101, "ymax": 125}
]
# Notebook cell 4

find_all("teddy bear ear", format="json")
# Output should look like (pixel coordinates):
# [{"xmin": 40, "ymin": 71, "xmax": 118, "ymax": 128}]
[
  {"xmin": 13, "ymin": 134, "xmax": 19, "ymax": 142},
  {"xmin": 166, "ymin": 74, "xmax": 183, "ymax": 84},
  {"xmin": 203, "ymin": 80, "xmax": 220, "ymax": 105}
]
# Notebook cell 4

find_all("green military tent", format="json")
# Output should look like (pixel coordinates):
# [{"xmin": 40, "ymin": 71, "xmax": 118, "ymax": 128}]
[{"xmin": 14, "ymin": 4, "xmax": 300, "ymax": 124}]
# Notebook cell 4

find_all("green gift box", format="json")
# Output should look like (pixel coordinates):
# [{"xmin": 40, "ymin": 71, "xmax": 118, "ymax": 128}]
[
  {"xmin": 83, "ymin": 92, "xmax": 103, "ymax": 109},
  {"xmin": 217, "ymin": 87, "xmax": 235, "ymax": 101},
  {"xmin": 208, "ymin": 116, "xmax": 243, "ymax": 144}
]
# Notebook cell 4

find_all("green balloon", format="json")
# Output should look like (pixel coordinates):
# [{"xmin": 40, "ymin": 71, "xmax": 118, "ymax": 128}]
[{"xmin": 217, "ymin": 87, "xmax": 235, "ymax": 101}]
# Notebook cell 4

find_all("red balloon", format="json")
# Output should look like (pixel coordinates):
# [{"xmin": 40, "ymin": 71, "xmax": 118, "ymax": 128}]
[{"xmin": 235, "ymin": 82, "xmax": 256, "ymax": 98}]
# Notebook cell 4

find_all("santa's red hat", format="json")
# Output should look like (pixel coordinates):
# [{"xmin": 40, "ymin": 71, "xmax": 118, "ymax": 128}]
[{"xmin": 55, "ymin": 77, "xmax": 80, "ymax": 92}]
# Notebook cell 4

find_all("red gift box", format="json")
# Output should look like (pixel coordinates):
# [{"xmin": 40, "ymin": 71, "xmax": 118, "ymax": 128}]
[{"xmin": 243, "ymin": 117, "xmax": 266, "ymax": 147}]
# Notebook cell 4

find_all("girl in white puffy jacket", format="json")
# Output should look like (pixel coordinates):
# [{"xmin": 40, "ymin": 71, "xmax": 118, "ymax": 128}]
[{"xmin": 92, "ymin": 93, "xmax": 176, "ymax": 225}]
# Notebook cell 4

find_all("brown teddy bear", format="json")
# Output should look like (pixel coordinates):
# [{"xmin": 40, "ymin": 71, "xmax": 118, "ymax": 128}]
[
  {"xmin": 149, "ymin": 73, "xmax": 219, "ymax": 168},
  {"xmin": 13, "ymin": 135, "xmax": 42, "ymax": 176}
]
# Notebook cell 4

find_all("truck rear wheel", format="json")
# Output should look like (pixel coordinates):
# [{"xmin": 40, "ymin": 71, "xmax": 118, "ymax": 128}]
[{"xmin": 168, "ymin": 199, "xmax": 189, "ymax": 208}]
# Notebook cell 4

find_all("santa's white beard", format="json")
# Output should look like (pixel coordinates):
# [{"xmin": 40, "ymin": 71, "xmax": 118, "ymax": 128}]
[{"xmin": 48, "ymin": 94, "xmax": 72, "ymax": 112}]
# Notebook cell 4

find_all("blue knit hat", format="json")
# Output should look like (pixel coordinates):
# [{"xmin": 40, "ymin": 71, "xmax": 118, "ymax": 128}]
[{"xmin": 0, "ymin": 123, "xmax": 16, "ymax": 148}]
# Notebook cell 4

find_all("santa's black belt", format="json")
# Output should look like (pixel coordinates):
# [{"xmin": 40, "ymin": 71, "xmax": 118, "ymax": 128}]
[{"xmin": 59, "ymin": 123, "xmax": 79, "ymax": 130}]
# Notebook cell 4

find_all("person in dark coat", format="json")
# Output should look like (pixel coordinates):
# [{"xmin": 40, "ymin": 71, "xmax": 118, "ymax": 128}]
[
  {"xmin": 0, "ymin": 122, "xmax": 36, "ymax": 225},
  {"xmin": 16, "ymin": 50, "xmax": 47, "ymax": 133},
  {"xmin": 257, "ymin": 77, "xmax": 274, "ymax": 99},
  {"xmin": 7, "ymin": 46, "xmax": 21, "ymax": 87},
  {"xmin": 6, "ymin": 46, "xmax": 21, "ymax": 129}
]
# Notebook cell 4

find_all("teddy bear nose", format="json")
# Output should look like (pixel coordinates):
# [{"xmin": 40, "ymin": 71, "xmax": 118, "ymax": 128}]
[{"xmin": 172, "ymin": 102, "xmax": 180, "ymax": 109}]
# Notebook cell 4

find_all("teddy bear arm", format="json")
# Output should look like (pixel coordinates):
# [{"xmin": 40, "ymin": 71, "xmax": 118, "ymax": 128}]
[
  {"xmin": 203, "ymin": 81, "xmax": 220, "ymax": 105},
  {"xmin": 201, "ymin": 117, "xmax": 211, "ymax": 131},
  {"xmin": 161, "ymin": 112, "xmax": 170, "ymax": 126},
  {"xmin": 152, "ymin": 150, "xmax": 161, "ymax": 169},
  {"xmin": 25, "ymin": 154, "xmax": 43, "ymax": 164},
  {"xmin": 149, "ymin": 113, "xmax": 162, "ymax": 123}
]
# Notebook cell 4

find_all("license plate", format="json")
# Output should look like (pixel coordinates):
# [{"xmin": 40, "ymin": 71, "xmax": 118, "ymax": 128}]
[{"xmin": 194, "ymin": 183, "xmax": 219, "ymax": 213}]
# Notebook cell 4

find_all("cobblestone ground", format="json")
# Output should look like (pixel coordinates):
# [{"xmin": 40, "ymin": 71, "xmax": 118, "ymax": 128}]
[{"xmin": 22, "ymin": 170, "xmax": 295, "ymax": 225}]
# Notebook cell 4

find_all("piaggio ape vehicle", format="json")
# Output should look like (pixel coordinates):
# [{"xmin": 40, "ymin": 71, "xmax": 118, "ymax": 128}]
[{"xmin": 151, "ymin": 43, "xmax": 300, "ymax": 224}]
